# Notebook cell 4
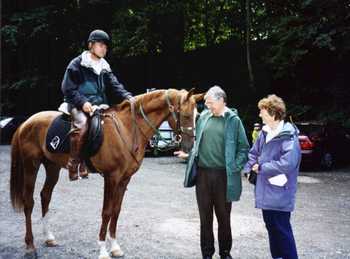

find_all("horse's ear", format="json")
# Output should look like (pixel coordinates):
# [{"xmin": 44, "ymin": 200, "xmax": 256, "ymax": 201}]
[
  {"xmin": 185, "ymin": 88, "xmax": 196, "ymax": 101},
  {"xmin": 193, "ymin": 93, "xmax": 205, "ymax": 102}
]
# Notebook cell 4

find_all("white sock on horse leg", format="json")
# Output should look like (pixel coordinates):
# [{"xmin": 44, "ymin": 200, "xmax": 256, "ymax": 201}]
[
  {"xmin": 109, "ymin": 237, "xmax": 124, "ymax": 256},
  {"xmin": 42, "ymin": 212, "xmax": 55, "ymax": 241},
  {"xmin": 97, "ymin": 240, "xmax": 110, "ymax": 259}
]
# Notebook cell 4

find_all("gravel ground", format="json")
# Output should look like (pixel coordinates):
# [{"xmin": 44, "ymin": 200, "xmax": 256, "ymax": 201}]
[{"xmin": 1, "ymin": 145, "xmax": 350, "ymax": 259}]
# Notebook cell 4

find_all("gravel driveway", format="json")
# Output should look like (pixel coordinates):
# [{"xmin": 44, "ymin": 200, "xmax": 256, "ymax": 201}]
[{"xmin": 1, "ymin": 145, "xmax": 350, "ymax": 259}]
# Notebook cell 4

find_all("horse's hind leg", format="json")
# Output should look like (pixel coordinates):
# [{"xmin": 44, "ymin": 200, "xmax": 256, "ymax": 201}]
[
  {"xmin": 23, "ymin": 159, "xmax": 40, "ymax": 251},
  {"xmin": 40, "ymin": 160, "xmax": 60, "ymax": 247},
  {"xmin": 108, "ymin": 177, "xmax": 131, "ymax": 257}
]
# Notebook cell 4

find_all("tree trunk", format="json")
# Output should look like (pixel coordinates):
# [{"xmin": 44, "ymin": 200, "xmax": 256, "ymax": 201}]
[
  {"xmin": 204, "ymin": 0, "xmax": 210, "ymax": 46},
  {"xmin": 245, "ymin": 0, "xmax": 255, "ymax": 90}
]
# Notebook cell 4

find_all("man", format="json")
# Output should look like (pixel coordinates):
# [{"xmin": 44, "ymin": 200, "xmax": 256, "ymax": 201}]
[
  {"xmin": 252, "ymin": 122, "xmax": 261, "ymax": 144},
  {"xmin": 175, "ymin": 86, "xmax": 249, "ymax": 259},
  {"xmin": 61, "ymin": 29, "xmax": 133, "ymax": 181}
]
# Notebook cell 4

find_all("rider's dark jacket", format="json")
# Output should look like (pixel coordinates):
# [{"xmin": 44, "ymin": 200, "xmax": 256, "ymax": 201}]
[{"xmin": 61, "ymin": 52, "xmax": 132, "ymax": 109}]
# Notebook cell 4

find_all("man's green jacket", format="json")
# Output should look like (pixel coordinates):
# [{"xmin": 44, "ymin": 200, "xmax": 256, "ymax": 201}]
[{"xmin": 184, "ymin": 108, "xmax": 250, "ymax": 202}]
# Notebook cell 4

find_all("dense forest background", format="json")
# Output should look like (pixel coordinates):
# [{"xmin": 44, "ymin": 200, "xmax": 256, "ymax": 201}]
[{"xmin": 1, "ymin": 0, "xmax": 350, "ymax": 128}]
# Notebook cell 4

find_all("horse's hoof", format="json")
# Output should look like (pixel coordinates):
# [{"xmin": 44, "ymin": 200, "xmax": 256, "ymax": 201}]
[
  {"xmin": 25, "ymin": 244, "xmax": 36, "ymax": 251},
  {"xmin": 25, "ymin": 245, "xmax": 37, "ymax": 257},
  {"xmin": 111, "ymin": 249, "xmax": 124, "ymax": 257},
  {"xmin": 45, "ymin": 239, "xmax": 58, "ymax": 247},
  {"xmin": 98, "ymin": 255, "xmax": 111, "ymax": 259}
]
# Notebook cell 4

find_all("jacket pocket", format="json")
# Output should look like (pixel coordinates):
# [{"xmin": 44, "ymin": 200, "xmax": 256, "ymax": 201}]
[
  {"xmin": 262, "ymin": 180, "xmax": 291, "ymax": 210},
  {"xmin": 79, "ymin": 81, "xmax": 98, "ymax": 95}
]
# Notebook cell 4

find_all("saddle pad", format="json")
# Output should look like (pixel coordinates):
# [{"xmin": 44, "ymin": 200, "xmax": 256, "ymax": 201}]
[
  {"xmin": 45, "ymin": 112, "xmax": 104, "ymax": 157},
  {"xmin": 46, "ymin": 114, "xmax": 71, "ymax": 153}
]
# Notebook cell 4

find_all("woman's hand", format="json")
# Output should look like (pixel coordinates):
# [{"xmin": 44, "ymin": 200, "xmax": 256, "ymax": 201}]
[
  {"xmin": 174, "ymin": 150, "xmax": 189, "ymax": 159},
  {"xmin": 252, "ymin": 163, "xmax": 259, "ymax": 173}
]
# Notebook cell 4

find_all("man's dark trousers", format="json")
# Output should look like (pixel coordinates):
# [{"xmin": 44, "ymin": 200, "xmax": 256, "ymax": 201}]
[
  {"xmin": 262, "ymin": 209, "xmax": 298, "ymax": 259},
  {"xmin": 196, "ymin": 167, "xmax": 232, "ymax": 258}
]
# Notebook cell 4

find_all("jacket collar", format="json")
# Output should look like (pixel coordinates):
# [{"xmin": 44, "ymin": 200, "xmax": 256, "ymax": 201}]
[
  {"xmin": 262, "ymin": 121, "xmax": 299, "ymax": 141},
  {"xmin": 262, "ymin": 120, "xmax": 284, "ymax": 134},
  {"xmin": 209, "ymin": 106, "xmax": 231, "ymax": 117},
  {"xmin": 263, "ymin": 120, "xmax": 284, "ymax": 143},
  {"xmin": 80, "ymin": 50, "xmax": 111, "ymax": 75}
]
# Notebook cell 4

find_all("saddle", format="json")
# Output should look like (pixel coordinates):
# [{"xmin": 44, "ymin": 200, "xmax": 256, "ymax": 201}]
[{"xmin": 46, "ymin": 110, "xmax": 104, "ymax": 158}]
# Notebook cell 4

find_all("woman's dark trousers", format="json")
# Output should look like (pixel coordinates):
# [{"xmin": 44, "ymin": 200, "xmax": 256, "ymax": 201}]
[{"xmin": 262, "ymin": 209, "xmax": 298, "ymax": 259}]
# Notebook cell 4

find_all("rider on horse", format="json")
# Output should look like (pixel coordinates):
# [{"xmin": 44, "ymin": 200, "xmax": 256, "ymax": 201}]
[{"xmin": 61, "ymin": 29, "xmax": 133, "ymax": 181}]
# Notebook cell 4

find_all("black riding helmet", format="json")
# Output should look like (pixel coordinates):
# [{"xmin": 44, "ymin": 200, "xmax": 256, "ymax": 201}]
[{"xmin": 87, "ymin": 30, "xmax": 110, "ymax": 45}]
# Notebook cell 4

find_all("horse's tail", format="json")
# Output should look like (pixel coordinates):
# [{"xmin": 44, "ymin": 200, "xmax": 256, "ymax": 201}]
[{"xmin": 10, "ymin": 129, "xmax": 24, "ymax": 212}]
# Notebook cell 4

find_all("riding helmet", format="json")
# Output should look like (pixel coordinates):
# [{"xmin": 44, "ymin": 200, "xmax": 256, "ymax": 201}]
[{"xmin": 87, "ymin": 30, "xmax": 110, "ymax": 45}]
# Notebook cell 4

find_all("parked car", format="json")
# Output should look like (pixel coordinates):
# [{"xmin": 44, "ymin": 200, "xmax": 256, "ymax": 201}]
[
  {"xmin": 296, "ymin": 121, "xmax": 350, "ymax": 169},
  {"xmin": 145, "ymin": 121, "xmax": 180, "ymax": 156},
  {"xmin": 0, "ymin": 116, "xmax": 28, "ymax": 144}
]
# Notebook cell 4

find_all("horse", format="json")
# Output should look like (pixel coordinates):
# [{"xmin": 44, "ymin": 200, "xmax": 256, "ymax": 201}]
[{"xmin": 10, "ymin": 88, "xmax": 204, "ymax": 259}]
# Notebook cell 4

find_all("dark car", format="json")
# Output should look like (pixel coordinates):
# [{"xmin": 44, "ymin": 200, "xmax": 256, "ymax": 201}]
[
  {"xmin": 296, "ymin": 121, "xmax": 350, "ymax": 169},
  {"xmin": 0, "ymin": 116, "xmax": 28, "ymax": 144}
]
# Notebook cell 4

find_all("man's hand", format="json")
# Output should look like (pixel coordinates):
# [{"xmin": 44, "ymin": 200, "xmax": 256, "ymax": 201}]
[
  {"xmin": 82, "ymin": 102, "xmax": 93, "ymax": 114},
  {"xmin": 252, "ymin": 163, "xmax": 259, "ymax": 173},
  {"xmin": 174, "ymin": 150, "xmax": 189, "ymax": 159}
]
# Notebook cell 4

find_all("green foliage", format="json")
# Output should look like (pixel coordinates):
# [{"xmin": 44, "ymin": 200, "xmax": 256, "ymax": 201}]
[
  {"xmin": 111, "ymin": 1, "xmax": 185, "ymax": 56},
  {"xmin": 263, "ymin": 0, "xmax": 350, "ymax": 78},
  {"xmin": 1, "ymin": 0, "xmax": 349, "ymax": 122},
  {"xmin": 184, "ymin": 0, "xmax": 242, "ymax": 50},
  {"xmin": 1, "ymin": 6, "xmax": 52, "ymax": 50},
  {"xmin": 111, "ymin": 0, "xmax": 245, "ymax": 56},
  {"xmin": 8, "ymin": 77, "xmax": 42, "ymax": 90},
  {"xmin": 1, "ymin": 25, "xmax": 18, "ymax": 48}
]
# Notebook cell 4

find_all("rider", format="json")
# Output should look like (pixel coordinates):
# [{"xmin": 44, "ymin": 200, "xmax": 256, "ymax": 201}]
[{"xmin": 61, "ymin": 29, "xmax": 133, "ymax": 181}]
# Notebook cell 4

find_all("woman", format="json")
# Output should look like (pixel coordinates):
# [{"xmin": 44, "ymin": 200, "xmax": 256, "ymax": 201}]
[{"xmin": 243, "ymin": 94, "xmax": 301, "ymax": 259}]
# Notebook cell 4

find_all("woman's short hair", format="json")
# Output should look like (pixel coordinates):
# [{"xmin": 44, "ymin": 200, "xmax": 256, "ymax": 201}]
[
  {"xmin": 258, "ymin": 94, "xmax": 286, "ymax": 121},
  {"xmin": 204, "ymin": 85, "xmax": 227, "ymax": 102}
]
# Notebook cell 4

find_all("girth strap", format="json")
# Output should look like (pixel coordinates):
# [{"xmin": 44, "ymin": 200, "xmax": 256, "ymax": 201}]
[{"xmin": 103, "ymin": 112, "xmax": 141, "ymax": 167}]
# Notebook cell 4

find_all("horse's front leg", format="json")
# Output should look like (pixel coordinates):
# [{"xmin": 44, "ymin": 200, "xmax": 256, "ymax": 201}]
[
  {"xmin": 108, "ymin": 177, "xmax": 131, "ymax": 257},
  {"xmin": 98, "ymin": 173, "xmax": 121, "ymax": 259}
]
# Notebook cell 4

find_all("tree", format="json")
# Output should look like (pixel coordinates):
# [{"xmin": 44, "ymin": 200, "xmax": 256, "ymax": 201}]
[{"xmin": 244, "ymin": 0, "xmax": 255, "ymax": 90}]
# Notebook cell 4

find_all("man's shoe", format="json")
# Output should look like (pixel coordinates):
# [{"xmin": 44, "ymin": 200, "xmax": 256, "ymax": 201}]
[
  {"xmin": 221, "ymin": 255, "xmax": 233, "ymax": 259},
  {"xmin": 203, "ymin": 257, "xmax": 212, "ymax": 259}
]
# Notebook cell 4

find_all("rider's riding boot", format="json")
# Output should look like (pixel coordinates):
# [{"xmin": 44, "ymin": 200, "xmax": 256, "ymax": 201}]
[
  {"xmin": 67, "ymin": 127, "xmax": 86, "ymax": 181},
  {"xmin": 67, "ymin": 130, "xmax": 80, "ymax": 181},
  {"xmin": 79, "ymin": 161, "xmax": 89, "ymax": 179}
]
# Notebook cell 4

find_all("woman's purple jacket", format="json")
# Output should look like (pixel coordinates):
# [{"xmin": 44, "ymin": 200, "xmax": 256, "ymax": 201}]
[{"xmin": 243, "ymin": 122, "xmax": 301, "ymax": 212}]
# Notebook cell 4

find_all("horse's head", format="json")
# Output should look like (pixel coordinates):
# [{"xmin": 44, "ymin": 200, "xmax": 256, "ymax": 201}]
[{"xmin": 166, "ymin": 88, "xmax": 204, "ymax": 152}]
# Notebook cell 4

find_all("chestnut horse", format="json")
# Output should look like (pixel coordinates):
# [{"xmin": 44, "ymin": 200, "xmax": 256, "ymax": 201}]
[{"xmin": 10, "ymin": 89, "xmax": 203, "ymax": 259}]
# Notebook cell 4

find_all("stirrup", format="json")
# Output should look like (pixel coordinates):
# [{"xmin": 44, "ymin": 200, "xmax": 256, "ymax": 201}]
[
  {"xmin": 79, "ymin": 163, "xmax": 89, "ymax": 179},
  {"xmin": 67, "ymin": 159, "xmax": 79, "ymax": 181}
]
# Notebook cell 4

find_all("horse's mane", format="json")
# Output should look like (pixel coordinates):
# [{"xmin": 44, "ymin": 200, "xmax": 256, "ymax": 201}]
[{"xmin": 107, "ymin": 89, "xmax": 174, "ymax": 114}]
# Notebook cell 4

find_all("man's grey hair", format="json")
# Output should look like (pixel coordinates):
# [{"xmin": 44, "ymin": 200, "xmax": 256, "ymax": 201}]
[{"xmin": 204, "ymin": 85, "xmax": 227, "ymax": 102}]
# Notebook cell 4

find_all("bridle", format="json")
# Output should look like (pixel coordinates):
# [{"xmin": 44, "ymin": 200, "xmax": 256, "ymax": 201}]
[
  {"xmin": 104, "ymin": 89, "xmax": 195, "ymax": 165},
  {"xmin": 139, "ymin": 89, "xmax": 195, "ymax": 145}
]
